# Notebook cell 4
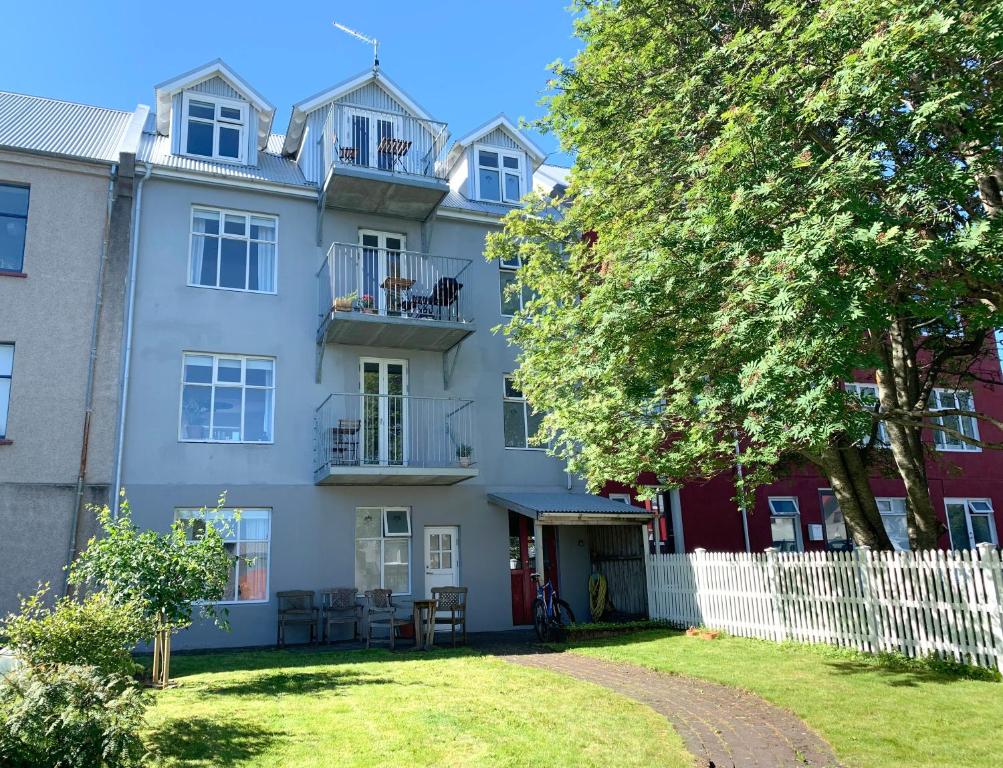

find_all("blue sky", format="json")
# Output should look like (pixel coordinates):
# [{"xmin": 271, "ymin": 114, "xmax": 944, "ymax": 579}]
[{"xmin": 0, "ymin": 1, "xmax": 580, "ymax": 165}]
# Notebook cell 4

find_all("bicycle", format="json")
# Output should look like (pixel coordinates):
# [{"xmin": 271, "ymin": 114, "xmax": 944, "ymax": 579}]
[{"xmin": 530, "ymin": 572, "xmax": 576, "ymax": 641}]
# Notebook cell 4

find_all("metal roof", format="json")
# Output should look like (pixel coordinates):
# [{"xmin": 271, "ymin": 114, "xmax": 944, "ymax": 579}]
[
  {"xmin": 0, "ymin": 91, "xmax": 136, "ymax": 163},
  {"xmin": 438, "ymin": 190, "xmax": 516, "ymax": 218},
  {"xmin": 487, "ymin": 491, "xmax": 653, "ymax": 524}
]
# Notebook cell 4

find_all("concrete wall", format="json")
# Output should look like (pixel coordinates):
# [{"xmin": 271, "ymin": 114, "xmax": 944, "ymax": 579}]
[{"xmin": 0, "ymin": 150, "xmax": 130, "ymax": 614}]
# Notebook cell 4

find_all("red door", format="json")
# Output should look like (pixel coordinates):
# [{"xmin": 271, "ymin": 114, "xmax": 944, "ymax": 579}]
[{"xmin": 508, "ymin": 511, "xmax": 559, "ymax": 625}]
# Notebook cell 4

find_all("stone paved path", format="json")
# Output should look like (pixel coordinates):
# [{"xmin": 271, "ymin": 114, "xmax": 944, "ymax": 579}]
[{"xmin": 501, "ymin": 651, "xmax": 841, "ymax": 768}]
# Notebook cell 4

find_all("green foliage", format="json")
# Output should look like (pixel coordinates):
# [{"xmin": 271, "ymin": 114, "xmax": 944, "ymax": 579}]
[
  {"xmin": 488, "ymin": 0, "xmax": 1003, "ymax": 496},
  {"xmin": 0, "ymin": 664, "xmax": 150, "ymax": 768},
  {"xmin": 2, "ymin": 586, "xmax": 150, "ymax": 678},
  {"xmin": 68, "ymin": 494, "xmax": 236, "ymax": 634}
]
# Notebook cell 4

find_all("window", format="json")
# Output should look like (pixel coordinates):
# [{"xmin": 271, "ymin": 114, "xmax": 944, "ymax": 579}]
[
  {"xmin": 499, "ymin": 252, "xmax": 533, "ymax": 316},
  {"xmin": 189, "ymin": 208, "xmax": 277, "ymax": 293},
  {"xmin": 876, "ymin": 498, "xmax": 910, "ymax": 551},
  {"xmin": 477, "ymin": 147, "xmax": 523, "ymax": 203},
  {"xmin": 355, "ymin": 507, "xmax": 411, "ymax": 595},
  {"xmin": 945, "ymin": 498, "xmax": 998, "ymax": 550},
  {"xmin": 819, "ymin": 490, "xmax": 850, "ymax": 551},
  {"xmin": 768, "ymin": 497, "xmax": 803, "ymax": 552},
  {"xmin": 503, "ymin": 375, "xmax": 543, "ymax": 449},
  {"xmin": 931, "ymin": 389, "xmax": 980, "ymax": 452},
  {"xmin": 844, "ymin": 382, "xmax": 889, "ymax": 446},
  {"xmin": 180, "ymin": 353, "xmax": 274, "ymax": 443},
  {"xmin": 0, "ymin": 344, "xmax": 12, "ymax": 439},
  {"xmin": 177, "ymin": 508, "xmax": 270, "ymax": 602},
  {"xmin": 0, "ymin": 184, "xmax": 29, "ymax": 273},
  {"xmin": 608, "ymin": 493, "xmax": 633, "ymax": 505},
  {"xmin": 182, "ymin": 94, "xmax": 246, "ymax": 162}
]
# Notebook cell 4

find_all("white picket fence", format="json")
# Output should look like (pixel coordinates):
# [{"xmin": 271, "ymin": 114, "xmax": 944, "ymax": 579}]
[{"xmin": 646, "ymin": 544, "xmax": 1003, "ymax": 671}]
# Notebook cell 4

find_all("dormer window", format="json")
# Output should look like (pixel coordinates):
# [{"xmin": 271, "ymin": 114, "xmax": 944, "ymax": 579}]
[
  {"xmin": 181, "ymin": 93, "xmax": 246, "ymax": 163},
  {"xmin": 476, "ymin": 147, "xmax": 523, "ymax": 203}
]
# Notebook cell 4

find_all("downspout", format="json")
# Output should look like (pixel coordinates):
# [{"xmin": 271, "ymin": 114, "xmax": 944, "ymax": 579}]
[
  {"xmin": 734, "ymin": 437, "xmax": 751, "ymax": 553},
  {"xmin": 112, "ymin": 162, "xmax": 152, "ymax": 519},
  {"xmin": 64, "ymin": 164, "xmax": 118, "ymax": 593}
]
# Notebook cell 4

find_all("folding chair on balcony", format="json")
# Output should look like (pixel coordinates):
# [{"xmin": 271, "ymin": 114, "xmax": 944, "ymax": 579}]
[
  {"xmin": 377, "ymin": 137, "xmax": 412, "ymax": 173},
  {"xmin": 331, "ymin": 419, "xmax": 361, "ymax": 465},
  {"xmin": 403, "ymin": 277, "xmax": 463, "ymax": 322}
]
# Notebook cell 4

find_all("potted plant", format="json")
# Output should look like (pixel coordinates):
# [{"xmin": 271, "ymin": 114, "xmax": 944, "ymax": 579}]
[
  {"xmin": 361, "ymin": 294, "xmax": 377, "ymax": 313},
  {"xmin": 456, "ymin": 444, "xmax": 473, "ymax": 467},
  {"xmin": 333, "ymin": 291, "xmax": 356, "ymax": 312}
]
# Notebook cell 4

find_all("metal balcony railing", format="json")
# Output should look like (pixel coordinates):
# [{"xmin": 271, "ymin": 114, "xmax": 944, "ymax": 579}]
[
  {"xmin": 314, "ymin": 393, "xmax": 476, "ymax": 473},
  {"xmin": 323, "ymin": 103, "xmax": 449, "ymax": 180},
  {"xmin": 317, "ymin": 242, "xmax": 473, "ymax": 328}
]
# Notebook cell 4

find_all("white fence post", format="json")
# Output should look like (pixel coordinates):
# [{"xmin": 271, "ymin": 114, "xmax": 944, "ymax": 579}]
[
  {"xmin": 692, "ymin": 548, "xmax": 707, "ymax": 627},
  {"xmin": 854, "ymin": 545, "xmax": 880, "ymax": 654},
  {"xmin": 976, "ymin": 543, "xmax": 1003, "ymax": 673},
  {"xmin": 764, "ymin": 547, "xmax": 787, "ymax": 642}
]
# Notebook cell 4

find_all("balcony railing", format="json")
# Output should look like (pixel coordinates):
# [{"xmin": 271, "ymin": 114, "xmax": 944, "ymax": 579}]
[
  {"xmin": 323, "ymin": 103, "xmax": 449, "ymax": 181},
  {"xmin": 318, "ymin": 242, "xmax": 473, "ymax": 330},
  {"xmin": 314, "ymin": 393, "xmax": 477, "ymax": 485}
]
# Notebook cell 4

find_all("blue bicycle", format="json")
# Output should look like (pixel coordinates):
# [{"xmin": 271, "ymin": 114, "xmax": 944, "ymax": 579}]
[{"xmin": 531, "ymin": 572, "xmax": 576, "ymax": 641}]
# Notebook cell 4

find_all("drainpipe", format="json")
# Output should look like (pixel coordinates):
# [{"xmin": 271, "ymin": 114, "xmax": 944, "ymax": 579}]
[
  {"xmin": 734, "ymin": 436, "xmax": 751, "ymax": 553},
  {"xmin": 112, "ymin": 162, "xmax": 152, "ymax": 519},
  {"xmin": 64, "ymin": 164, "xmax": 119, "ymax": 592}
]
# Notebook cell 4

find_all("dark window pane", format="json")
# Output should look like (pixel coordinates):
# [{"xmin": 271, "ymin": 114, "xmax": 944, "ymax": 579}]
[
  {"xmin": 351, "ymin": 116, "xmax": 369, "ymax": 166},
  {"xmin": 243, "ymin": 388, "xmax": 272, "ymax": 442},
  {"xmin": 479, "ymin": 151, "xmax": 499, "ymax": 168},
  {"xmin": 219, "ymin": 239, "xmax": 247, "ymax": 289},
  {"xmin": 479, "ymin": 168, "xmax": 500, "ymax": 201},
  {"xmin": 248, "ymin": 244, "xmax": 259, "ymax": 291},
  {"xmin": 190, "ymin": 234, "xmax": 219, "ymax": 286},
  {"xmin": 218, "ymin": 126, "xmax": 240, "ymax": 158},
  {"xmin": 212, "ymin": 386, "xmax": 242, "ymax": 441},
  {"xmin": 223, "ymin": 215, "xmax": 246, "ymax": 236},
  {"xmin": 0, "ymin": 185, "xmax": 29, "ymax": 217},
  {"xmin": 188, "ymin": 101, "xmax": 215, "ymax": 120},
  {"xmin": 526, "ymin": 408, "xmax": 544, "ymax": 444},
  {"xmin": 503, "ymin": 155, "xmax": 520, "ymax": 169},
  {"xmin": 946, "ymin": 503, "xmax": 971, "ymax": 549},
  {"xmin": 504, "ymin": 401, "xmax": 527, "ymax": 448},
  {"xmin": 0, "ymin": 215, "xmax": 27, "ymax": 272},
  {"xmin": 219, "ymin": 106, "xmax": 242, "ymax": 121},
  {"xmin": 504, "ymin": 377, "xmax": 522, "ymax": 399},
  {"xmin": 377, "ymin": 119, "xmax": 394, "ymax": 171},
  {"xmin": 499, "ymin": 270, "xmax": 520, "ymax": 315},
  {"xmin": 183, "ymin": 355, "xmax": 213, "ymax": 384},
  {"xmin": 504, "ymin": 172, "xmax": 521, "ymax": 201},
  {"xmin": 181, "ymin": 384, "xmax": 211, "ymax": 439},
  {"xmin": 186, "ymin": 120, "xmax": 214, "ymax": 156}
]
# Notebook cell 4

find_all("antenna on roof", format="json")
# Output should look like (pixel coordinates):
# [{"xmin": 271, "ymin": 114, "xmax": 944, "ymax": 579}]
[{"xmin": 333, "ymin": 22, "xmax": 380, "ymax": 70}]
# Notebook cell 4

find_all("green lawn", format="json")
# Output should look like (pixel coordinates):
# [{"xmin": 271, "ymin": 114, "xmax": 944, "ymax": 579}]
[
  {"xmin": 145, "ymin": 647, "xmax": 692, "ymax": 768},
  {"xmin": 568, "ymin": 630, "xmax": 1002, "ymax": 768}
]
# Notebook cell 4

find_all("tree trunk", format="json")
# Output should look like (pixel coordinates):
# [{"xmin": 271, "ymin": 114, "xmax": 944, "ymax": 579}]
[
  {"xmin": 875, "ymin": 321, "xmax": 943, "ymax": 549},
  {"xmin": 810, "ymin": 447, "xmax": 893, "ymax": 549}
]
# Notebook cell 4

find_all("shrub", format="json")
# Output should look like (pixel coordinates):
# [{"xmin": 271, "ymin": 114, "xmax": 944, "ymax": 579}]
[
  {"xmin": 0, "ymin": 664, "xmax": 149, "ymax": 768},
  {"xmin": 2, "ymin": 587, "xmax": 150, "ymax": 678}
]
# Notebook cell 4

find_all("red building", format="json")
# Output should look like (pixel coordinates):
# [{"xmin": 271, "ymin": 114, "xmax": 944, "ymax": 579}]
[{"xmin": 605, "ymin": 338, "xmax": 1003, "ymax": 554}]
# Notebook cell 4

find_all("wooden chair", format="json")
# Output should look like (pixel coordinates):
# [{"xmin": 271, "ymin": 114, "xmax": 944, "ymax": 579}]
[
  {"xmin": 364, "ymin": 589, "xmax": 410, "ymax": 649},
  {"xmin": 276, "ymin": 590, "xmax": 318, "ymax": 648},
  {"xmin": 320, "ymin": 587, "xmax": 362, "ymax": 643},
  {"xmin": 431, "ymin": 586, "xmax": 468, "ymax": 646}
]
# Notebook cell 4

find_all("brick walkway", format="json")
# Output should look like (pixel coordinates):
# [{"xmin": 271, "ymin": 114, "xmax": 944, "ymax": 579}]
[{"xmin": 501, "ymin": 651, "xmax": 841, "ymax": 768}]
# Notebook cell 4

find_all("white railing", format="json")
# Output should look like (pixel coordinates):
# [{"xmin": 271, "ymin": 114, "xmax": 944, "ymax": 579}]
[
  {"xmin": 646, "ymin": 545, "xmax": 1003, "ymax": 671},
  {"xmin": 314, "ymin": 393, "xmax": 475, "ymax": 473},
  {"xmin": 317, "ymin": 243, "xmax": 472, "ymax": 328},
  {"xmin": 323, "ymin": 103, "xmax": 449, "ymax": 180}
]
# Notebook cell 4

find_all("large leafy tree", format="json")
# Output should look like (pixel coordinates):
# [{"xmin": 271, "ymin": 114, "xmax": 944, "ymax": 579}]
[{"xmin": 488, "ymin": 0, "xmax": 1003, "ymax": 548}]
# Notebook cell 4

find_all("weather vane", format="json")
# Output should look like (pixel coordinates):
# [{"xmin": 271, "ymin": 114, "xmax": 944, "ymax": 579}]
[{"xmin": 333, "ymin": 22, "xmax": 380, "ymax": 70}]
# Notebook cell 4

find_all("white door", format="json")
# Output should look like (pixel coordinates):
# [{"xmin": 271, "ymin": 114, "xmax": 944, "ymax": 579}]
[
  {"xmin": 425, "ymin": 526, "xmax": 459, "ymax": 598},
  {"xmin": 358, "ymin": 230, "xmax": 405, "ymax": 315},
  {"xmin": 342, "ymin": 110, "xmax": 404, "ymax": 171},
  {"xmin": 360, "ymin": 358, "xmax": 408, "ymax": 466}
]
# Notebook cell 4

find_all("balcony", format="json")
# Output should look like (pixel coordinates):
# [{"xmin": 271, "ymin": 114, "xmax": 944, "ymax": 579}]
[
  {"xmin": 314, "ymin": 393, "xmax": 478, "ymax": 485},
  {"xmin": 321, "ymin": 103, "xmax": 449, "ymax": 219},
  {"xmin": 317, "ymin": 242, "xmax": 475, "ymax": 351}
]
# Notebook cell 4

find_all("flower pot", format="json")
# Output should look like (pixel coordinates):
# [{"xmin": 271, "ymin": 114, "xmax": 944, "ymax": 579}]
[
  {"xmin": 333, "ymin": 298, "xmax": 353, "ymax": 312},
  {"xmin": 458, "ymin": 456, "xmax": 471, "ymax": 467}
]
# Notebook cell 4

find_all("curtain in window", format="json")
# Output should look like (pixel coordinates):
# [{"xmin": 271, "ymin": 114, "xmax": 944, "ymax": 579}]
[
  {"xmin": 190, "ymin": 211, "xmax": 220, "ymax": 286},
  {"xmin": 250, "ymin": 216, "xmax": 276, "ymax": 292}
]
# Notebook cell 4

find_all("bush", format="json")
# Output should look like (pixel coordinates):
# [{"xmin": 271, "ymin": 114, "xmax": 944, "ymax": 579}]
[
  {"xmin": 2, "ymin": 587, "xmax": 151, "ymax": 678},
  {"xmin": 0, "ymin": 664, "xmax": 149, "ymax": 768}
]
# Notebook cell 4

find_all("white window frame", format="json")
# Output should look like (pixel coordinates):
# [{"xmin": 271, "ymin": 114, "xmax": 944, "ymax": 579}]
[
  {"xmin": 503, "ymin": 374, "xmax": 545, "ymax": 451},
  {"xmin": 175, "ymin": 507, "xmax": 271, "ymax": 605},
  {"xmin": 930, "ymin": 388, "xmax": 981, "ymax": 452},
  {"xmin": 608, "ymin": 493, "xmax": 634, "ymax": 505},
  {"xmin": 180, "ymin": 92, "xmax": 248, "ymax": 164},
  {"xmin": 355, "ymin": 506, "xmax": 412, "ymax": 596},
  {"xmin": 876, "ymin": 497, "xmax": 910, "ymax": 551},
  {"xmin": 499, "ymin": 252, "xmax": 528, "ymax": 317},
  {"xmin": 474, "ymin": 144, "xmax": 525, "ymax": 204},
  {"xmin": 0, "ymin": 343, "xmax": 12, "ymax": 439},
  {"xmin": 188, "ymin": 207, "xmax": 278, "ymax": 294},
  {"xmin": 844, "ymin": 382, "xmax": 889, "ymax": 446},
  {"xmin": 178, "ymin": 352, "xmax": 275, "ymax": 444},
  {"xmin": 768, "ymin": 496, "xmax": 804, "ymax": 552},
  {"xmin": 945, "ymin": 498, "xmax": 998, "ymax": 549}
]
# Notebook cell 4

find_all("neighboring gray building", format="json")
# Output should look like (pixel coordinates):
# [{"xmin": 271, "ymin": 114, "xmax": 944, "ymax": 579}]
[
  {"xmin": 0, "ymin": 92, "xmax": 146, "ymax": 615},
  {"xmin": 112, "ymin": 60, "xmax": 652, "ymax": 648}
]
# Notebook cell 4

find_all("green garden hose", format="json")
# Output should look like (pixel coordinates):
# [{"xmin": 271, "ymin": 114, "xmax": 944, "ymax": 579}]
[{"xmin": 588, "ymin": 572, "xmax": 608, "ymax": 620}]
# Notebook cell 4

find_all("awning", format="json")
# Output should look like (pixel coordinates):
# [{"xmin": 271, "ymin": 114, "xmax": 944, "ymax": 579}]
[{"xmin": 487, "ymin": 491, "xmax": 654, "ymax": 525}]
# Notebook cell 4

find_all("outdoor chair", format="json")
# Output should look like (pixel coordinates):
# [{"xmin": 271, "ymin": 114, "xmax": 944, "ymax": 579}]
[
  {"xmin": 377, "ymin": 136, "xmax": 412, "ymax": 172},
  {"xmin": 276, "ymin": 590, "xmax": 318, "ymax": 647},
  {"xmin": 430, "ymin": 586, "xmax": 468, "ymax": 647},
  {"xmin": 331, "ymin": 419, "xmax": 361, "ymax": 465},
  {"xmin": 403, "ymin": 277, "xmax": 463, "ymax": 322},
  {"xmin": 364, "ymin": 588, "xmax": 410, "ymax": 649},
  {"xmin": 320, "ymin": 587, "xmax": 362, "ymax": 643}
]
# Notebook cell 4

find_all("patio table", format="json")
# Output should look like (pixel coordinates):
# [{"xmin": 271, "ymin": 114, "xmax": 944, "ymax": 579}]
[{"xmin": 412, "ymin": 599, "xmax": 437, "ymax": 650}]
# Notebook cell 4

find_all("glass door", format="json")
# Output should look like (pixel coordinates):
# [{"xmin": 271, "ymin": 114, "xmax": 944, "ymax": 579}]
[
  {"xmin": 359, "ymin": 230, "xmax": 405, "ymax": 315},
  {"xmin": 361, "ymin": 358, "xmax": 408, "ymax": 466}
]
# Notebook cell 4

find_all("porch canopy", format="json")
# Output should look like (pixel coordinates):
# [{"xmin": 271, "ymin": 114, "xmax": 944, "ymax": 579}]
[{"xmin": 487, "ymin": 491, "xmax": 653, "ymax": 525}]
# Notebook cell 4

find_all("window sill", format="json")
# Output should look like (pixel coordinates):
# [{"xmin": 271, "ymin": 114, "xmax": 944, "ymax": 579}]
[
  {"xmin": 187, "ymin": 282, "xmax": 277, "ymax": 296},
  {"xmin": 935, "ymin": 446, "xmax": 982, "ymax": 454},
  {"xmin": 0, "ymin": 439, "xmax": 12, "ymax": 446},
  {"xmin": 504, "ymin": 446, "xmax": 549, "ymax": 452},
  {"xmin": 0, "ymin": 270, "xmax": 27, "ymax": 279},
  {"xmin": 181, "ymin": 151, "xmax": 247, "ymax": 167},
  {"xmin": 179, "ymin": 439, "xmax": 274, "ymax": 446}
]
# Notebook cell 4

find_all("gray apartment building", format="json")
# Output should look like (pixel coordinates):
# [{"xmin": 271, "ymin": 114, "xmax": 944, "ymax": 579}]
[{"xmin": 0, "ymin": 92, "xmax": 146, "ymax": 615}]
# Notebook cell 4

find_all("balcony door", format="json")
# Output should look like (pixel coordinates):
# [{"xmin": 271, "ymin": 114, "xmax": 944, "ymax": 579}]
[
  {"xmin": 342, "ymin": 109, "xmax": 405, "ymax": 172},
  {"xmin": 359, "ymin": 230, "xmax": 405, "ymax": 316},
  {"xmin": 360, "ymin": 358, "xmax": 408, "ymax": 466}
]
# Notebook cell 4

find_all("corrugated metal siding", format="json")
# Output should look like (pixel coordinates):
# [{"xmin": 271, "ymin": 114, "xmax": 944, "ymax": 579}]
[
  {"xmin": 170, "ymin": 93, "xmax": 182, "ymax": 151},
  {"xmin": 0, "ymin": 91, "xmax": 132, "ymax": 162},
  {"xmin": 296, "ymin": 109, "xmax": 330, "ymax": 184},
  {"xmin": 189, "ymin": 76, "xmax": 243, "ymax": 100},
  {"xmin": 336, "ymin": 82, "xmax": 406, "ymax": 113},
  {"xmin": 588, "ymin": 526, "xmax": 649, "ymax": 616},
  {"xmin": 247, "ymin": 109, "xmax": 258, "ymax": 166},
  {"xmin": 481, "ymin": 126, "xmax": 520, "ymax": 150}
]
